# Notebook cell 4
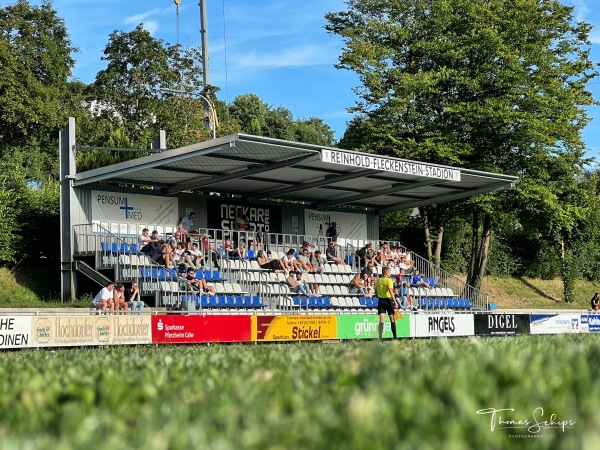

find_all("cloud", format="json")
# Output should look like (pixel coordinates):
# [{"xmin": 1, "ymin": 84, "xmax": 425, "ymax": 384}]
[
  {"xmin": 233, "ymin": 44, "xmax": 340, "ymax": 70},
  {"xmin": 123, "ymin": 8, "xmax": 162, "ymax": 25}
]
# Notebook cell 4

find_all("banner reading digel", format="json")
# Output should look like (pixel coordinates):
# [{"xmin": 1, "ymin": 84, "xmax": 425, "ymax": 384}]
[
  {"xmin": 152, "ymin": 315, "xmax": 252, "ymax": 344},
  {"xmin": 253, "ymin": 315, "xmax": 337, "ymax": 341},
  {"xmin": 0, "ymin": 317, "xmax": 32, "ymax": 349},
  {"xmin": 32, "ymin": 316, "xmax": 151, "ymax": 347},
  {"xmin": 336, "ymin": 314, "xmax": 411, "ymax": 339},
  {"xmin": 474, "ymin": 314, "xmax": 530, "ymax": 336}
]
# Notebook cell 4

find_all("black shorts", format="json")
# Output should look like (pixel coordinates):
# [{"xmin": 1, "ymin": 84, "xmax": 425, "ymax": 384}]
[{"xmin": 377, "ymin": 298, "xmax": 395, "ymax": 315}]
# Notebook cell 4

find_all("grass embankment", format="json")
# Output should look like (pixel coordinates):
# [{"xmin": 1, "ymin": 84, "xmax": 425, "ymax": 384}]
[
  {"xmin": 0, "ymin": 337, "xmax": 598, "ymax": 449},
  {"xmin": 1, "ymin": 266, "xmax": 599, "ymax": 309}
]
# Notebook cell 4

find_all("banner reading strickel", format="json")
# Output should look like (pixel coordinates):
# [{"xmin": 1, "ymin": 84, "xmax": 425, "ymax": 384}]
[{"xmin": 252, "ymin": 315, "xmax": 337, "ymax": 341}]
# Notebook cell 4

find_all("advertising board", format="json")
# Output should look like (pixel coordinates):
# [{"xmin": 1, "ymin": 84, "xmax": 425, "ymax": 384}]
[
  {"xmin": 413, "ymin": 314, "xmax": 474, "ymax": 338},
  {"xmin": 206, "ymin": 198, "xmax": 282, "ymax": 234},
  {"xmin": 152, "ymin": 315, "xmax": 252, "ymax": 344},
  {"xmin": 253, "ymin": 315, "xmax": 337, "ymax": 341},
  {"xmin": 530, "ymin": 314, "xmax": 581, "ymax": 335},
  {"xmin": 0, "ymin": 317, "xmax": 32, "ymax": 349},
  {"xmin": 581, "ymin": 315, "xmax": 600, "ymax": 333},
  {"xmin": 336, "ymin": 314, "xmax": 410, "ymax": 339},
  {"xmin": 31, "ymin": 315, "xmax": 152, "ymax": 347},
  {"xmin": 473, "ymin": 314, "xmax": 530, "ymax": 336},
  {"xmin": 91, "ymin": 190, "xmax": 178, "ymax": 227}
]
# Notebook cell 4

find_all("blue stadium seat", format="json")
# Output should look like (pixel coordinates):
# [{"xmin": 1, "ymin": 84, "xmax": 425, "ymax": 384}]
[
  {"xmin": 157, "ymin": 268, "xmax": 167, "ymax": 280},
  {"xmin": 293, "ymin": 296, "xmax": 301, "ymax": 309},
  {"xmin": 251, "ymin": 296, "xmax": 262, "ymax": 309},
  {"xmin": 366, "ymin": 297, "xmax": 374, "ymax": 308},
  {"xmin": 419, "ymin": 298, "xmax": 427, "ymax": 309},
  {"xmin": 322, "ymin": 297, "xmax": 332, "ymax": 308},
  {"xmin": 218, "ymin": 295, "xmax": 227, "ymax": 308},
  {"xmin": 464, "ymin": 298, "xmax": 472, "ymax": 309},
  {"xmin": 247, "ymin": 249, "xmax": 255, "ymax": 259},
  {"xmin": 209, "ymin": 295, "xmax": 218, "ymax": 308},
  {"xmin": 373, "ymin": 298, "xmax": 379, "ymax": 307},
  {"xmin": 196, "ymin": 270, "xmax": 205, "ymax": 280},
  {"xmin": 130, "ymin": 243, "xmax": 138, "ymax": 254},
  {"xmin": 151, "ymin": 268, "xmax": 159, "ymax": 279},
  {"xmin": 359, "ymin": 297, "xmax": 367, "ymax": 308},
  {"xmin": 200, "ymin": 295, "xmax": 210, "ymax": 309},
  {"xmin": 111, "ymin": 242, "xmax": 119, "ymax": 253},
  {"xmin": 227, "ymin": 295, "xmax": 237, "ymax": 308},
  {"xmin": 101, "ymin": 242, "xmax": 111, "ymax": 253},
  {"xmin": 235, "ymin": 296, "xmax": 245, "ymax": 308},
  {"xmin": 300, "ymin": 297, "xmax": 308, "ymax": 309},
  {"xmin": 211, "ymin": 270, "xmax": 222, "ymax": 281},
  {"xmin": 140, "ymin": 268, "xmax": 151, "ymax": 279},
  {"xmin": 308, "ymin": 297, "xmax": 317, "ymax": 308},
  {"xmin": 315, "ymin": 297, "xmax": 324, "ymax": 309},
  {"xmin": 243, "ymin": 295, "xmax": 253, "ymax": 308}
]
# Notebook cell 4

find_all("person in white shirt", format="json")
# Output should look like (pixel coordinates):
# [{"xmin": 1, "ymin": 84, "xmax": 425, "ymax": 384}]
[
  {"xmin": 93, "ymin": 282, "xmax": 115, "ymax": 313},
  {"xmin": 185, "ymin": 243, "xmax": 204, "ymax": 269}
]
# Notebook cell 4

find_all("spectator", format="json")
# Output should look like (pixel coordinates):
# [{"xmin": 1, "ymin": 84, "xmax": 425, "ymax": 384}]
[
  {"xmin": 281, "ymin": 249, "xmax": 302, "ymax": 271},
  {"xmin": 361, "ymin": 272, "xmax": 375, "ymax": 297},
  {"xmin": 201, "ymin": 234, "xmax": 220, "ymax": 270},
  {"xmin": 309, "ymin": 250, "xmax": 325, "ymax": 274},
  {"xmin": 410, "ymin": 269, "xmax": 430, "ymax": 288},
  {"xmin": 125, "ymin": 282, "xmax": 144, "ymax": 314},
  {"xmin": 113, "ymin": 283, "xmax": 129, "ymax": 313},
  {"xmin": 297, "ymin": 248, "xmax": 314, "ymax": 272},
  {"xmin": 168, "ymin": 231, "xmax": 182, "ymax": 249},
  {"xmin": 140, "ymin": 230, "xmax": 165, "ymax": 264},
  {"xmin": 287, "ymin": 271, "xmax": 311, "ymax": 295},
  {"xmin": 326, "ymin": 222, "xmax": 338, "ymax": 242},
  {"xmin": 93, "ymin": 282, "xmax": 115, "ymax": 313},
  {"xmin": 224, "ymin": 239, "xmax": 245, "ymax": 259},
  {"xmin": 592, "ymin": 292, "xmax": 600, "ymax": 311},
  {"xmin": 172, "ymin": 241, "xmax": 186, "ymax": 269},
  {"xmin": 395, "ymin": 268, "xmax": 410, "ymax": 289},
  {"xmin": 356, "ymin": 243, "xmax": 377, "ymax": 267},
  {"xmin": 161, "ymin": 241, "xmax": 175, "ymax": 269},
  {"xmin": 179, "ymin": 212, "xmax": 196, "ymax": 240},
  {"xmin": 361, "ymin": 261, "xmax": 376, "ymax": 284},
  {"xmin": 325, "ymin": 241, "xmax": 344, "ymax": 265},
  {"xmin": 185, "ymin": 268, "xmax": 216, "ymax": 294},
  {"xmin": 138, "ymin": 228, "xmax": 155, "ymax": 248},
  {"xmin": 185, "ymin": 242, "xmax": 204, "ymax": 269},
  {"xmin": 349, "ymin": 273, "xmax": 366, "ymax": 296},
  {"xmin": 257, "ymin": 250, "xmax": 281, "ymax": 271}
]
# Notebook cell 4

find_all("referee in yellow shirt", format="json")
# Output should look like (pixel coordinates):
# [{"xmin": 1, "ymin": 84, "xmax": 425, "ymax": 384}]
[{"xmin": 375, "ymin": 266, "xmax": 398, "ymax": 340}]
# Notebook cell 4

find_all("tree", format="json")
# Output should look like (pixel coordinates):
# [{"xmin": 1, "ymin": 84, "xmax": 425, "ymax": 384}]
[
  {"xmin": 0, "ymin": 0, "xmax": 75, "ymax": 162},
  {"xmin": 327, "ymin": 0, "xmax": 598, "ymax": 292}
]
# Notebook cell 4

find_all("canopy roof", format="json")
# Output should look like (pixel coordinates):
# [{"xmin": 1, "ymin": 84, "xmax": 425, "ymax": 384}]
[{"xmin": 74, "ymin": 133, "xmax": 518, "ymax": 213}]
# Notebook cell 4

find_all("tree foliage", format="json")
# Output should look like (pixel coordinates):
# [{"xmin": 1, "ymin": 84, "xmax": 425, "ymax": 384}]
[{"xmin": 327, "ymin": 0, "xmax": 598, "ymax": 293}]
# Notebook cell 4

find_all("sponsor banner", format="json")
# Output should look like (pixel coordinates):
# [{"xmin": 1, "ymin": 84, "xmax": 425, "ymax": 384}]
[
  {"xmin": 304, "ymin": 209, "xmax": 368, "ymax": 242},
  {"xmin": 32, "ymin": 316, "xmax": 152, "ymax": 347},
  {"xmin": 253, "ymin": 315, "xmax": 337, "ymax": 341},
  {"xmin": 152, "ymin": 315, "xmax": 252, "ymax": 344},
  {"xmin": 321, "ymin": 149, "xmax": 461, "ymax": 182},
  {"xmin": 530, "ymin": 314, "xmax": 581, "ymax": 335},
  {"xmin": 336, "ymin": 314, "xmax": 410, "ymax": 339},
  {"xmin": 413, "ymin": 314, "xmax": 474, "ymax": 338},
  {"xmin": 91, "ymin": 190, "xmax": 178, "ymax": 227},
  {"xmin": 207, "ymin": 198, "xmax": 282, "ymax": 234},
  {"xmin": 473, "ymin": 314, "xmax": 531, "ymax": 336},
  {"xmin": 581, "ymin": 315, "xmax": 600, "ymax": 333},
  {"xmin": 0, "ymin": 317, "xmax": 32, "ymax": 349}
]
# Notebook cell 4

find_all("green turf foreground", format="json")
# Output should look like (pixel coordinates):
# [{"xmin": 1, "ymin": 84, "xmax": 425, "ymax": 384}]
[{"xmin": 0, "ymin": 335, "xmax": 598, "ymax": 449}]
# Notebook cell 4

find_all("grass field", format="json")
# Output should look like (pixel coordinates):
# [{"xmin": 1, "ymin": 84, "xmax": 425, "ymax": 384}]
[{"xmin": 0, "ymin": 335, "xmax": 598, "ymax": 449}]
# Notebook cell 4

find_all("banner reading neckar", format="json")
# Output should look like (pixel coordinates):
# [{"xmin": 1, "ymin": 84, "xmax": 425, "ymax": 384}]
[
  {"xmin": 253, "ymin": 315, "xmax": 337, "ymax": 341},
  {"xmin": 337, "ymin": 314, "xmax": 411, "ymax": 339},
  {"xmin": 206, "ymin": 198, "xmax": 282, "ymax": 233}
]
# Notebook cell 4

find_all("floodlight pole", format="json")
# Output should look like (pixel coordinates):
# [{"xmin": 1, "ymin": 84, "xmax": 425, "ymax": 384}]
[{"xmin": 161, "ymin": 88, "xmax": 216, "ymax": 140}]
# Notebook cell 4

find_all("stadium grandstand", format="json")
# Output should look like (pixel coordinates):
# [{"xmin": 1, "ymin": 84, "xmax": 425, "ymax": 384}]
[{"xmin": 60, "ymin": 117, "xmax": 519, "ymax": 313}]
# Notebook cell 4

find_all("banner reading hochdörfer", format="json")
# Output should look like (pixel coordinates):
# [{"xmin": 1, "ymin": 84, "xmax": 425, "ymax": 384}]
[
  {"xmin": 31, "ymin": 316, "xmax": 152, "ymax": 347},
  {"xmin": 336, "ymin": 315, "xmax": 410, "ymax": 339}
]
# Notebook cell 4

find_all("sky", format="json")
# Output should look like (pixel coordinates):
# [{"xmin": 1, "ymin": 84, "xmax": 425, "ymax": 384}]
[{"xmin": 24, "ymin": 0, "xmax": 600, "ymax": 156}]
